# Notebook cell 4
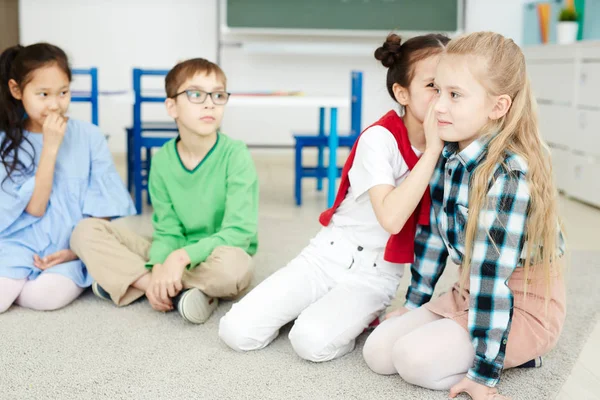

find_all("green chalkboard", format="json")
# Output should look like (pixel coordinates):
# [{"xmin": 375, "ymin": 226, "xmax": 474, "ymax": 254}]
[{"xmin": 226, "ymin": 0, "xmax": 460, "ymax": 32}]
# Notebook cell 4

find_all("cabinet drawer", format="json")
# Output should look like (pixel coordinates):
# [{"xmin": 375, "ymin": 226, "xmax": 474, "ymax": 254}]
[
  {"xmin": 569, "ymin": 153, "xmax": 600, "ymax": 207},
  {"xmin": 580, "ymin": 44, "xmax": 600, "ymax": 59},
  {"xmin": 550, "ymin": 147, "xmax": 572, "ymax": 193},
  {"xmin": 538, "ymin": 103, "xmax": 575, "ymax": 147},
  {"xmin": 578, "ymin": 63, "xmax": 600, "ymax": 108},
  {"xmin": 574, "ymin": 109, "xmax": 600, "ymax": 157},
  {"xmin": 528, "ymin": 62, "xmax": 575, "ymax": 103}
]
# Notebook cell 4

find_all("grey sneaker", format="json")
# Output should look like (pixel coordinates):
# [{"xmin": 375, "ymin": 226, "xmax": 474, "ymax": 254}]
[
  {"xmin": 91, "ymin": 282, "xmax": 111, "ymax": 302},
  {"xmin": 175, "ymin": 288, "xmax": 218, "ymax": 324}
]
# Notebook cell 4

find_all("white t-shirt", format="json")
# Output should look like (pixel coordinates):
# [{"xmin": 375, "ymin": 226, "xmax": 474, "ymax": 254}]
[{"xmin": 330, "ymin": 124, "xmax": 422, "ymax": 250}]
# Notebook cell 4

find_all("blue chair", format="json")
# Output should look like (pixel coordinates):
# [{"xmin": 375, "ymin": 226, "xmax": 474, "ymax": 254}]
[
  {"xmin": 293, "ymin": 71, "xmax": 363, "ymax": 206},
  {"xmin": 127, "ymin": 68, "xmax": 178, "ymax": 214},
  {"xmin": 72, "ymin": 68, "xmax": 99, "ymax": 125}
]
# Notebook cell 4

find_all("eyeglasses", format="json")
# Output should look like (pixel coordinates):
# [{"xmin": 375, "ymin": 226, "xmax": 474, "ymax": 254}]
[{"xmin": 171, "ymin": 89, "xmax": 231, "ymax": 105}]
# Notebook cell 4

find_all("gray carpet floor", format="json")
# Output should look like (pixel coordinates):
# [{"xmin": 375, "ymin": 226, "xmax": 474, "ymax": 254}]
[{"xmin": 1, "ymin": 213, "xmax": 597, "ymax": 399}]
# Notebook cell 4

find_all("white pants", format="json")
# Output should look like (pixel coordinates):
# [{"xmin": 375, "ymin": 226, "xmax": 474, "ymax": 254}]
[{"xmin": 219, "ymin": 226, "xmax": 403, "ymax": 362}]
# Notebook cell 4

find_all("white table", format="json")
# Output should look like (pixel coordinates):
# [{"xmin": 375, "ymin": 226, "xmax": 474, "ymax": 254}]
[
  {"xmin": 228, "ymin": 95, "xmax": 348, "ymax": 207},
  {"xmin": 228, "ymin": 95, "xmax": 347, "ymax": 108}
]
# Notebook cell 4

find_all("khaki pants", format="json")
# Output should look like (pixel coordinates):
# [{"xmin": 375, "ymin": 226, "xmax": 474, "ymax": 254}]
[{"xmin": 70, "ymin": 218, "xmax": 253, "ymax": 306}]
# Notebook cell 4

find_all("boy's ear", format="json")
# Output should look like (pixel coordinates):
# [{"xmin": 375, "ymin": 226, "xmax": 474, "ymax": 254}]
[
  {"xmin": 8, "ymin": 79, "xmax": 22, "ymax": 100},
  {"xmin": 165, "ymin": 98, "xmax": 178, "ymax": 119},
  {"xmin": 489, "ymin": 94, "xmax": 512, "ymax": 120},
  {"xmin": 392, "ymin": 83, "xmax": 410, "ymax": 106}
]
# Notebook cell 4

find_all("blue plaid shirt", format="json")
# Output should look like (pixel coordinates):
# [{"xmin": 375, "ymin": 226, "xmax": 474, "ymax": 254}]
[{"xmin": 405, "ymin": 136, "xmax": 563, "ymax": 387}]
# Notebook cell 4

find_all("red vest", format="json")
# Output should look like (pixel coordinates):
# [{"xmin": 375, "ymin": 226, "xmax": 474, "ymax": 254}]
[{"xmin": 319, "ymin": 110, "xmax": 431, "ymax": 264}]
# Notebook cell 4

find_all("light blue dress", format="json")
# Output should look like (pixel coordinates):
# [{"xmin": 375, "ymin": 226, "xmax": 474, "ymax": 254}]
[{"xmin": 0, "ymin": 119, "xmax": 136, "ymax": 287}]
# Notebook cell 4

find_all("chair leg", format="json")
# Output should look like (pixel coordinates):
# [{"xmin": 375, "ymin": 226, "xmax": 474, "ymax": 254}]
[
  {"xmin": 316, "ymin": 145, "xmax": 324, "ymax": 192},
  {"xmin": 146, "ymin": 147, "xmax": 152, "ymax": 206},
  {"xmin": 327, "ymin": 108, "xmax": 338, "ymax": 208},
  {"xmin": 127, "ymin": 129, "xmax": 133, "ymax": 193},
  {"xmin": 134, "ymin": 148, "xmax": 143, "ymax": 215},
  {"xmin": 295, "ymin": 143, "xmax": 303, "ymax": 206},
  {"xmin": 316, "ymin": 106, "xmax": 325, "ymax": 192}
]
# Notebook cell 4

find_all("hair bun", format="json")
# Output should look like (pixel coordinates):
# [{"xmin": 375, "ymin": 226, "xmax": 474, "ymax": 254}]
[{"xmin": 374, "ymin": 34, "xmax": 403, "ymax": 68}]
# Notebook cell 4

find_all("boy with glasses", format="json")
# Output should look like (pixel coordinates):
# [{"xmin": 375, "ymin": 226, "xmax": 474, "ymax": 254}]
[{"xmin": 70, "ymin": 58, "xmax": 258, "ymax": 324}]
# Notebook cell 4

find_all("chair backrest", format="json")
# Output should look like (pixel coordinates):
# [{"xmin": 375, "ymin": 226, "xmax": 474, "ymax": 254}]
[
  {"xmin": 72, "ymin": 67, "xmax": 99, "ymax": 125},
  {"xmin": 350, "ymin": 70, "xmax": 363, "ymax": 137},
  {"xmin": 132, "ymin": 68, "xmax": 170, "ymax": 131}
]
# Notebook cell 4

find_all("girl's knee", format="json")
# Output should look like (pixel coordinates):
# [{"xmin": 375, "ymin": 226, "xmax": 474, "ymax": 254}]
[
  {"xmin": 17, "ymin": 275, "xmax": 83, "ymax": 311},
  {"xmin": 218, "ymin": 311, "xmax": 271, "ymax": 352},
  {"xmin": 392, "ymin": 338, "xmax": 429, "ymax": 385},
  {"xmin": 198, "ymin": 247, "xmax": 253, "ymax": 298},
  {"xmin": 392, "ymin": 337, "xmax": 455, "ymax": 390},
  {"xmin": 289, "ymin": 319, "xmax": 348, "ymax": 362},
  {"xmin": 0, "ymin": 299, "xmax": 15, "ymax": 314},
  {"xmin": 0, "ymin": 278, "xmax": 27, "ymax": 313},
  {"xmin": 362, "ymin": 332, "xmax": 397, "ymax": 375},
  {"xmin": 18, "ymin": 289, "xmax": 81, "ymax": 311}
]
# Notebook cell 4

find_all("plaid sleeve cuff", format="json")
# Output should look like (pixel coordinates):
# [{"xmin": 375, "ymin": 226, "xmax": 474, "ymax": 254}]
[
  {"xmin": 404, "ymin": 288, "xmax": 432, "ymax": 310},
  {"xmin": 467, "ymin": 356, "xmax": 503, "ymax": 388}
]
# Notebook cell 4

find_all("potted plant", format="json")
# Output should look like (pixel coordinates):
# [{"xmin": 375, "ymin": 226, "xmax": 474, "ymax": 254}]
[{"xmin": 557, "ymin": 7, "xmax": 579, "ymax": 44}]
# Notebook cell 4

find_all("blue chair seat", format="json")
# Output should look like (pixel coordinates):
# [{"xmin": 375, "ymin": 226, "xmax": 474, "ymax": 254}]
[
  {"xmin": 293, "ymin": 134, "xmax": 357, "ymax": 148},
  {"xmin": 300, "ymin": 166, "xmax": 344, "ymax": 178}
]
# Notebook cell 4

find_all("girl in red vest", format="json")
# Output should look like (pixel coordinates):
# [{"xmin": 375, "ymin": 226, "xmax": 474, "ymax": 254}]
[
  {"xmin": 363, "ymin": 32, "xmax": 566, "ymax": 400},
  {"xmin": 219, "ymin": 33, "xmax": 449, "ymax": 362}
]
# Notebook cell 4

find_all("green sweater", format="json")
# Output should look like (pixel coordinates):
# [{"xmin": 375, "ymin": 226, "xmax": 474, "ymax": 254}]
[{"xmin": 146, "ymin": 133, "xmax": 259, "ymax": 268}]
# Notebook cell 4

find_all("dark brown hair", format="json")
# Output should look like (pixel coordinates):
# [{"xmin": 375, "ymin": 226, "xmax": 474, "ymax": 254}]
[
  {"xmin": 0, "ymin": 43, "xmax": 71, "ymax": 184},
  {"xmin": 374, "ymin": 33, "xmax": 450, "ymax": 102},
  {"xmin": 165, "ymin": 58, "xmax": 226, "ymax": 98}
]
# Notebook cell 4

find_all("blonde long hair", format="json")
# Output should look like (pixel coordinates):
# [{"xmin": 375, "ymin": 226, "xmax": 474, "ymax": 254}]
[{"xmin": 447, "ymin": 32, "xmax": 562, "ymax": 295}]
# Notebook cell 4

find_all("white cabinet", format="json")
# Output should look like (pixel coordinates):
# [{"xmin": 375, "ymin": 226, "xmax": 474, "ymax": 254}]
[{"xmin": 525, "ymin": 41, "xmax": 600, "ymax": 208}]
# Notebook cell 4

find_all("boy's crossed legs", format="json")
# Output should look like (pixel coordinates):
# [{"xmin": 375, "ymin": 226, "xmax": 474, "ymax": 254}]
[{"xmin": 70, "ymin": 218, "xmax": 252, "ymax": 322}]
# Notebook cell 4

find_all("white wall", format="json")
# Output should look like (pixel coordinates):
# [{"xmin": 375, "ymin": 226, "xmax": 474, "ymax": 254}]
[
  {"xmin": 20, "ymin": 0, "xmax": 217, "ymax": 153},
  {"xmin": 465, "ymin": 0, "xmax": 525, "ymax": 45},
  {"xmin": 218, "ymin": 36, "xmax": 394, "ymax": 147},
  {"xmin": 19, "ymin": 0, "xmax": 526, "ymax": 153}
]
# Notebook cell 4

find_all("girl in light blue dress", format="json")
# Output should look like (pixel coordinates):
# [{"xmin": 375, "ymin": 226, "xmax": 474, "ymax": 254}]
[{"xmin": 0, "ymin": 43, "xmax": 136, "ymax": 313}]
